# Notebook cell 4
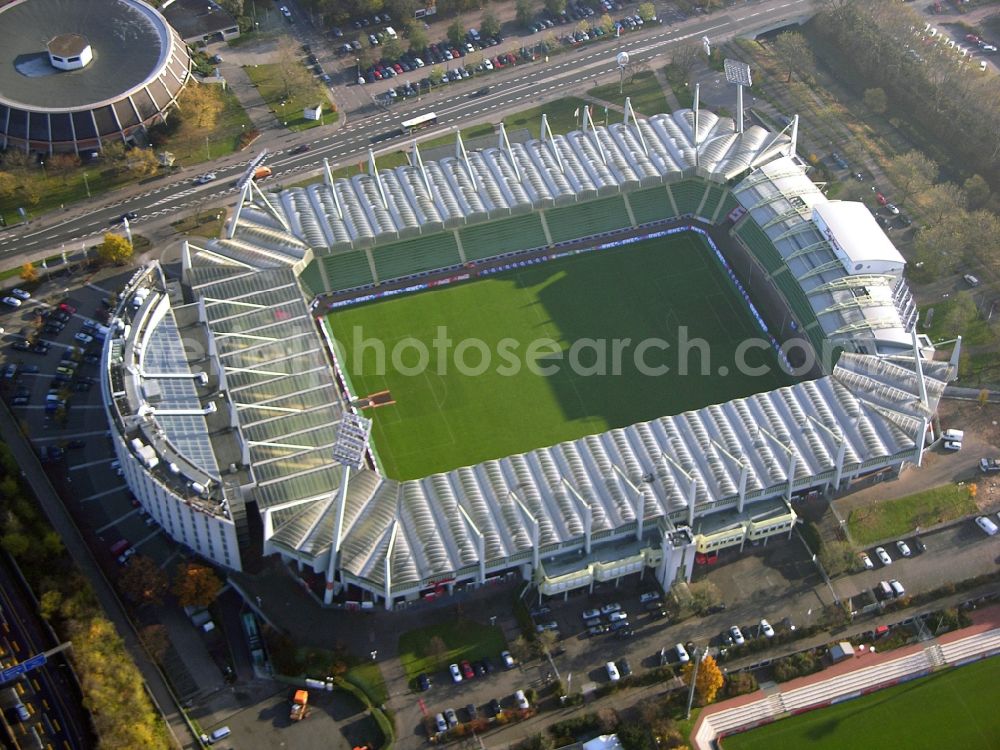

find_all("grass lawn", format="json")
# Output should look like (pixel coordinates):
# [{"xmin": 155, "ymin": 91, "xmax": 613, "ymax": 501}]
[
  {"xmin": 847, "ymin": 484, "xmax": 977, "ymax": 546},
  {"xmin": 170, "ymin": 209, "xmax": 228, "ymax": 239},
  {"xmin": 587, "ymin": 70, "xmax": 670, "ymax": 116},
  {"xmin": 344, "ymin": 661, "xmax": 388, "ymax": 705},
  {"xmin": 397, "ymin": 619, "xmax": 507, "ymax": 684},
  {"xmin": 328, "ymin": 233, "xmax": 792, "ymax": 479},
  {"xmin": 244, "ymin": 64, "xmax": 336, "ymax": 132},
  {"xmin": 724, "ymin": 657, "xmax": 1000, "ymax": 750}
]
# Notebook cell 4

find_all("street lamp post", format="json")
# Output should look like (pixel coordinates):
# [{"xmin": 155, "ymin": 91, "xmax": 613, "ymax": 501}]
[
  {"xmin": 82, "ymin": 172, "xmax": 91, "ymax": 198},
  {"xmin": 205, "ymin": 136, "xmax": 210, "ymax": 160}
]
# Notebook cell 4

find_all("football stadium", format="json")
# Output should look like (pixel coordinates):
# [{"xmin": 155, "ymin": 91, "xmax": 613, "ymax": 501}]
[{"xmin": 102, "ymin": 97, "xmax": 956, "ymax": 608}]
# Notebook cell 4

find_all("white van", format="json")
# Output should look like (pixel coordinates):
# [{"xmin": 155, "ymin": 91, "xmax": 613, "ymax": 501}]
[
  {"xmin": 975, "ymin": 516, "xmax": 998, "ymax": 536},
  {"xmin": 943, "ymin": 429, "xmax": 964, "ymax": 442},
  {"xmin": 200, "ymin": 726, "xmax": 231, "ymax": 744},
  {"xmin": 605, "ymin": 661, "xmax": 620, "ymax": 682},
  {"xmin": 889, "ymin": 580, "xmax": 906, "ymax": 598},
  {"xmin": 675, "ymin": 643, "xmax": 690, "ymax": 664}
]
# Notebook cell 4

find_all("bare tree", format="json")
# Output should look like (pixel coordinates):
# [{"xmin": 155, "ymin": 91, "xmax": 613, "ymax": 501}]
[
  {"xmin": 669, "ymin": 40, "xmax": 702, "ymax": 82},
  {"xmin": 770, "ymin": 31, "xmax": 815, "ymax": 82}
]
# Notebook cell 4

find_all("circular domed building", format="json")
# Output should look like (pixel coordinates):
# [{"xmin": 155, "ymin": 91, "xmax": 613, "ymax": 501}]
[{"xmin": 0, "ymin": 0, "xmax": 191, "ymax": 154}]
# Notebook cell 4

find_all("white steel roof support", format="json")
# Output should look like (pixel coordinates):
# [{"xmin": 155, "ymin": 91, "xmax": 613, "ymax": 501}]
[
  {"xmin": 410, "ymin": 139, "xmax": 433, "ymax": 195},
  {"xmin": 623, "ymin": 97, "xmax": 649, "ymax": 156},
  {"xmin": 612, "ymin": 465, "xmax": 645, "ymax": 540},
  {"xmin": 510, "ymin": 490, "xmax": 540, "ymax": 573},
  {"xmin": 455, "ymin": 131, "xmax": 477, "ymax": 191},
  {"xmin": 693, "ymin": 83, "xmax": 701, "ymax": 168},
  {"xmin": 497, "ymin": 122, "xmax": 521, "ymax": 182},
  {"xmin": 541, "ymin": 113, "xmax": 564, "ymax": 174},
  {"xmin": 562, "ymin": 478, "xmax": 593, "ymax": 553}
]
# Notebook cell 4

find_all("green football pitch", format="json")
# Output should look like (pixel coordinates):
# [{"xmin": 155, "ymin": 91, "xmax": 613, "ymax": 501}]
[
  {"xmin": 723, "ymin": 656, "xmax": 1000, "ymax": 750},
  {"xmin": 327, "ymin": 233, "xmax": 792, "ymax": 480}
]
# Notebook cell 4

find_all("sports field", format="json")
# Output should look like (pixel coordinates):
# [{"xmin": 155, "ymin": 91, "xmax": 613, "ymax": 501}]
[
  {"xmin": 328, "ymin": 233, "xmax": 792, "ymax": 479},
  {"xmin": 724, "ymin": 656, "xmax": 1000, "ymax": 749}
]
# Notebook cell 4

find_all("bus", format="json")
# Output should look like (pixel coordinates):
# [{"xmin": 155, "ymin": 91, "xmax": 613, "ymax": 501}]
[{"xmin": 400, "ymin": 112, "xmax": 438, "ymax": 134}]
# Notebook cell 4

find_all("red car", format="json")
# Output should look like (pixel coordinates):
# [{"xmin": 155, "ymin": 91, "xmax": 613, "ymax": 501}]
[
  {"xmin": 966, "ymin": 34, "xmax": 981, "ymax": 44},
  {"xmin": 460, "ymin": 660, "xmax": 475, "ymax": 680},
  {"xmin": 505, "ymin": 53, "xmax": 516, "ymax": 65},
  {"xmin": 451, "ymin": 48, "xmax": 462, "ymax": 58},
  {"xmin": 875, "ymin": 192, "xmax": 888, "ymax": 206},
  {"xmin": 393, "ymin": 63, "xmax": 403, "ymax": 74},
  {"xmin": 59, "ymin": 302, "xmax": 77, "ymax": 314},
  {"xmin": 493, "ymin": 56, "xmax": 505, "ymax": 68}
]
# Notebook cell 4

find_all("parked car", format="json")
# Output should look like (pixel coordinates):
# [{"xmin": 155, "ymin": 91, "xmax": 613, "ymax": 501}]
[
  {"xmin": 875, "ymin": 546, "xmax": 892, "ymax": 566},
  {"xmin": 895, "ymin": 540, "xmax": 912, "ymax": 557},
  {"xmin": 417, "ymin": 673, "xmax": 431, "ymax": 691},
  {"xmin": 449, "ymin": 663, "xmax": 462, "ymax": 683},
  {"xmin": 444, "ymin": 708, "xmax": 458, "ymax": 728},
  {"xmin": 618, "ymin": 658, "xmax": 632, "ymax": 677},
  {"xmin": 639, "ymin": 591, "xmax": 660, "ymax": 603},
  {"xmin": 434, "ymin": 713, "xmax": 447, "ymax": 733},
  {"xmin": 2, "ymin": 296, "xmax": 22, "ymax": 308},
  {"xmin": 535, "ymin": 621, "xmax": 558, "ymax": 633},
  {"xmin": 675, "ymin": 643, "xmax": 690, "ymax": 663},
  {"xmin": 859, "ymin": 552, "xmax": 874, "ymax": 570},
  {"xmin": 514, "ymin": 689, "xmax": 530, "ymax": 709},
  {"xmin": 605, "ymin": 661, "xmax": 620, "ymax": 681},
  {"xmin": 975, "ymin": 515, "xmax": 998, "ymax": 536},
  {"xmin": 600, "ymin": 602, "xmax": 621, "ymax": 615},
  {"xmin": 582, "ymin": 608, "xmax": 601, "ymax": 620},
  {"xmin": 729, "ymin": 626, "xmax": 745, "ymax": 646},
  {"xmin": 760, "ymin": 619, "xmax": 775, "ymax": 638},
  {"xmin": 195, "ymin": 172, "xmax": 217, "ymax": 184},
  {"xmin": 465, "ymin": 703, "xmax": 478, "ymax": 721},
  {"xmin": 460, "ymin": 660, "xmax": 475, "ymax": 680},
  {"xmin": 501, "ymin": 650, "xmax": 515, "ymax": 669},
  {"xmin": 608, "ymin": 610, "xmax": 628, "ymax": 623},
  {"xmin": 488, "ymin": 698, "xmax": 502, "ymax": 717},
  {"xmin": 10, "ymin": 288, "xmax": 30, "ymax": 300}
]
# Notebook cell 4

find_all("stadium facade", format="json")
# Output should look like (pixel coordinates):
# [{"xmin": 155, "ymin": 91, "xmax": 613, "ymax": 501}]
[
  {"xmin": 102, "ymin": 102, "xmax": 954, "ymax": 609},
  {"xmin": 0, "ymin": 0, "xmax": 191, "ymax": 154}
]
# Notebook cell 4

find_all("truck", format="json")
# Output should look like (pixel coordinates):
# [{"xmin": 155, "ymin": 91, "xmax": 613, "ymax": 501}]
[
  {"xmin": 980, "ymin": 457, "xmax": 1000, "ymax": 474},
  {"xmin": 290, "ymin": 689, "xmax": 309, "ymax": 721}
]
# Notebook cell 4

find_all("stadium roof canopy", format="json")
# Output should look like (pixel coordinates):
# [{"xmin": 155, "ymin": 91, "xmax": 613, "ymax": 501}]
[
  {"xmin": 812, "ymin": 201, "xmax": 905, "ymax": 273},
  {"xmin": 731, "ymin": 156, "xmax": 918, "ymax": 356}
]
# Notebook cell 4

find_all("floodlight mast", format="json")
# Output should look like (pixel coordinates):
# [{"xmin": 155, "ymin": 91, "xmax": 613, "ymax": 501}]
[
  {"xmin": 723, "ymin": 59, "xmax": 752, "ymax": 134},
  {"xmin": 616, "ymin": 51, "xmax": 630, "ymax": 95}
]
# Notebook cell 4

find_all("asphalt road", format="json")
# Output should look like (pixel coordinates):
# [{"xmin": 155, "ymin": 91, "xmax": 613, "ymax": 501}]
[
  {"xmin": 0, "ymin": 554, "xmax": 86, "ymax": 750},
  {"xmin": 0, "ymin": 0, "xmax": 815, "ymax": 263}
]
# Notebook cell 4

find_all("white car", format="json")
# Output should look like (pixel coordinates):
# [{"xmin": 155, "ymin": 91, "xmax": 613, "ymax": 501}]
[
  {"xmin": 605, "ymin": 661, "xmax": 620, "ymax": 681},
  {"xmin": 975, "ymin": 515, "xmax": 998, "ymax": 536},
  {"xmin": 2, "ymin": 296, "xmax": 22, "ymax": 307},
  {"xmin": 895, "ymin": 540, "xmax": 912, "ymax": 557},
  {"xmin": 483, "ymin": 58, "xmax": 494, "ymax": 71},
  {"xmin": 434, "ymin": 713, "xmax": 447, "ymax": 733},
  {"xmin": 279, "ymin": 5, "xmax": 291, "ymax": 17},
  {"xmin": 675, "ymin": 643, "xmax": 690, "ymax": 663},
  {"xmin": 10, "ymin": 288, "xmax": 30, "ymax": 300},
  {"xmin": 729, "ymin": 626, "xmax": 745, "ymax": 646},
  {"xmin": 600, "ymin": 602, "xmax": 621, "ymax": 615},
  {"xmin": 875, "ymin": 546, "xmax": 892, "ymax": 566},
  {"xmin": 859, "ymin": 552, "xmax": 874, "ymax": 570},
  {"xmin": 74, "ymin": 332, "xmax": 94, "ymax": 344},
  {"xmin": 884, "ymin": 203, "xmax": 900, "ymax": 215},
  {"xmin": 196, "ymin": 172, "xmax": 217, "ymax": 184},
  {"xmin": 500, "ymin": 650, "xmax": 515, "ymax": 669},
  {"xmin": 514, "ymin": 689, "xmax": 529, "ymax": 709},
  {"xmin": 449, "ymin": 663, "xmax": 462, "ymax": 683},
  {"xmin": 582, "ymin": 608, "xmax": 601, "ymax": 620},
  {"xmin": 608, "ymin": 611, "xmax": 628, "ymax": 622},
  {"xmin": 759, "ymin": 619, "xmax": 774, "ymax": 638}
]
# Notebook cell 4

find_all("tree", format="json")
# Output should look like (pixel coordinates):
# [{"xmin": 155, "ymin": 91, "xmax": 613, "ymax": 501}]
[
  {"xmin": 862, "ymin": 87, "xmax": 887, "ymax": 114},
  {"xmin": 125, "ymin": 148, "xmax": 160, "ymax": 177},
  {"xmin": 637, "ymin": 2, "xmax": 656, "ymax": 21},
  {"xmin": 382, "ymin": 36, "xmax": 403, "ymax": 61},
  {"xmin": 172, "ymin": 562, "xmax": 223, "ymax": 608},
  {"xmin": 978, "ymin": 389, "xmax": 990, "ymax": 407},
  {"xmin": 576, "ymin": 19, "xmax": 591, "ymax": 34},
  {"xmin": 218, "ymin": 0, "xmax": 243, "ymax": 16},
  {"xmin": 669, "ymin": 40, "xmax": 702, "ymax": 81},
  {"xmin": 516, "ymin": 0, "xmax": 534, "ymax": 28},
  {"xmin": 429, "ymin": 64, "xmax": 444, "ymax": 86},
  {"xmin": 771, "ymin": 31, "xmax": 814, "ymax": 82},
  {"xmin": 119, "ymin": 556, "xmax": 169, "ymax": 605},
  {"xmin": 19, "ymin": 263, "xmax": 38, "ymax": 283},
  {"xmin": 275, "ymin": 37, "xmax": 314, "ymax": 101},
  {"xmin": 917, "ymin": 182, "xmax": 966, "ymax": 227},
  {"xmin": 139, "ymin": 623, "xmax": 171, "ymax": 662},
  {"xmin": 682, "ymin": 654, "xmax": 724, "ymax": 705},
  {"xmin": 1, "ymin": 149, "xmax": 32, "ymax": 175},
  {"xmin": 447, "ymin": 20, "xmax": 466, "ymax": 48},
  {"xmin": 962, "ymin": 174, "xmax": 990, "ymax": 210},
  {"xmin": 544, "ymin": 0, "xmax": 566, "ymax": 14},
  {"xmin": 509, "ymin": 634, "xmax": 533, "ymax": 663},
  {"xmin": 407, "ymin": 23, "xmax": 428, "ymax": 53},
  {"xmin": 598, "ymin": 13, "xmax": 614, "ymax": 33},
  {"xmin": 536, "ymin": 629, "xmax": 558, "ymax": 654},
  {"xmin": 481, "ymin": 10, "xmax": 501, "ymax": 39},
  {"xmin": 96, "ymin": 233, "xmax": 134, "ymax": 266},
  {"xmin": 425, "ymin": 635, "xmax": 448, "ymax": 668},
  {"xmin": 1, "ymin": 532, "xmax": 29, "ymax": 557},
  {"xmin": 48, "ymin": 153, "xmax": 80, "ymax": 184},
  {"xmin": 0, "ymin": 171, "xmax": 16, "ymax": 199},
  {"xmin": 884, "ymin": 151, "xmax": 938, "ymax": 203},
  {"xmin": 688, "ymin": 580, "xmax": 722, "ymax": 612},
  {"xmin": 179, "ymin": 84, "xmax": 224, "ymax": 129},
  {"xmin": 941, "ymin": 291, "xmax": 978, "ymax": 335}
]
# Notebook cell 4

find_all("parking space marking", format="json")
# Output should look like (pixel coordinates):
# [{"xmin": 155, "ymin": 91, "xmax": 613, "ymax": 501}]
[
  {"xmin": 132, "ymin": 528, "xmax": 162, "ymax": 550},
  {"xmin": 80, "ymin": 486, "xmax": 126, "ymax": 503},
  {"xmin": 94, "ymin": 508, "xmax": 143, "ymax": 535},
  {"xmin": 69, "ymin": 457, "xmax": 117, "ymax": 472},
  {"xmin": 33, "ymin": 429, "xmax": 109, "ymax": 444}
]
